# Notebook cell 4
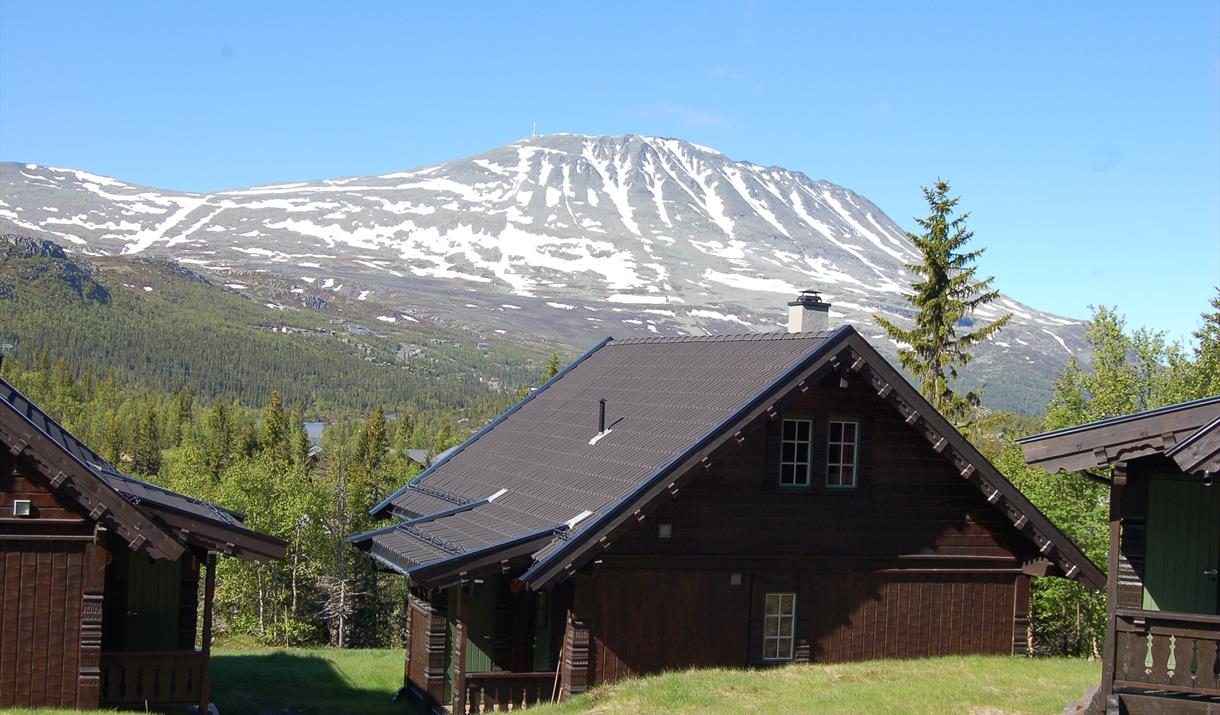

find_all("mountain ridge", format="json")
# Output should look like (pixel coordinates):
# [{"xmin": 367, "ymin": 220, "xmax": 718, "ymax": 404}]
[{"xmin": 0, "ymin": 135, "xmax": 1085, "ymax": 412}]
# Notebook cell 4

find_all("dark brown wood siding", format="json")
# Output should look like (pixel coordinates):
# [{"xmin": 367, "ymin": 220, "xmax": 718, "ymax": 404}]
[
  {"xmin": 0, "ymin": 541, "xmax": 87, "ymax": 707},
  {"xmin": 587, "ymin": 569, "xmax": 751, "ymax": 683},
  {"xmin": 808, "ymin": 573, "xmax": 1016, "ymax": 661},
  {"xmin": 0, "ymin": 452, "xmax": 95, "ymax": 708},
  {"xmin": 582, "ymin": 374, "xmax": 1032, "ymax": 684},
  {"xmin": 610, "ymin": 377, "xmax": 1032, "ymax": 562},
  {"xmin": 405, "ymin": 592, "xmax": 447, "ymax": 704}
]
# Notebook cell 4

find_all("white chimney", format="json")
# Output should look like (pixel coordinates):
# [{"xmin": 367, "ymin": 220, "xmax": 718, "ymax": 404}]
[{"xmin": 787, "ymin": 290, "xmax": 830, "ymax": 333}]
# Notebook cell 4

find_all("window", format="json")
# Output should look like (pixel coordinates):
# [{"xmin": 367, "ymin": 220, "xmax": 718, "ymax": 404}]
[
  {"xmin": 763, "ymin": 592, "xmax": 796, "ymax": 660},
  {"xmin": 780, "ymin": 418, "xmax": 812, "ymax": 487},
  {"xmin": 827, "ymin": 419, "xmax": 859, "ymax": 488}
]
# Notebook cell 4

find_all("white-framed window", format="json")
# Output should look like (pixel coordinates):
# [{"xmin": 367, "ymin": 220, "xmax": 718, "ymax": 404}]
[
  {"xmin": 763, "ymin": 592, "xmax": 796, "ymax": 660},
  {"xmin": 827, "ymin": 419, "xmax": 859, "ymax": 488},
  {"xmin": 780, "ymin": 418, "xmax": 812, "ymax": 487}
]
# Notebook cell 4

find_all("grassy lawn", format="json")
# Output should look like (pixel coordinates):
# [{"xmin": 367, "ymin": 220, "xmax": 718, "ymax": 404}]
[
  {"xmin": 0, "ymin": 647, "xmax": 420, "ymax": 715},
  {"xmin": 531, "ymin": 656, "xmax": 1100, "ymax": 715},
  {"xmin": 1, "ymin": 652, "xmax": 1097, "ymax": 715},
  {"xmin": 209, "ymin": 646, "xmax": 418, "ymax": 715}
]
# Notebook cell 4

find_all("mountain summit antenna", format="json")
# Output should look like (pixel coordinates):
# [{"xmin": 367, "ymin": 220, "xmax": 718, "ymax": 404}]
[{"xmin": 532, "ymin": 122, "xmax": 537, "ymax": 138}]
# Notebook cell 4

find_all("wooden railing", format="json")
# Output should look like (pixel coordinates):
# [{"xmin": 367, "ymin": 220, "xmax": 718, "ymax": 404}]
[
  {"xmin": 463, "ymin": 671, "xmax": 558, "ymax": 713},
  {"xmin": 1113, "ymin": 608, "xmax": 1220, "ymax": 697},
  {"xmin": 99, "ymin": 649, "xmax": 205, "ymax": 707}
]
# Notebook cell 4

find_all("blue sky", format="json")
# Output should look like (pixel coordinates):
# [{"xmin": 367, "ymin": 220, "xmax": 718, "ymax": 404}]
[{"xmin": 1, "ymin": 1, "xmax": 1217, "ymax": 342}]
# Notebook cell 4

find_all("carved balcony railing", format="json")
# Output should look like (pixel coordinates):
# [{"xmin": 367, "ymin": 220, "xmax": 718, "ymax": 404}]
[
  {"xmin": 1113, "ymin": 608, "xmax": 1220, "ymax": 697},
  {"xmin": 463, "ymin": 671, "xmax": 558, "ymax": 713},
  {"xmin": 99, "ymin": 649, "xmax": 205, "ymax": 707}
]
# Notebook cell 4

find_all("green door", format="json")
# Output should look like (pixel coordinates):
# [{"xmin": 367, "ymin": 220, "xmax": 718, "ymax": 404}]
[
  {"xmin": 124, "ymin": 555, "xmax": 182, "ymax": 650},
  {"xmin": 1142, "ymin": 476, "xmax": 1220, "ymax": 615}
]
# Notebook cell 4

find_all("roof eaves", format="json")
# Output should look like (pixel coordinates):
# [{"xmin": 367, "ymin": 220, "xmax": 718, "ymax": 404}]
[
  {"xmin": 349, "ymin": 494, "xmax": 499, "ymax": 548},
  {"xmin": 1166, "ymin": 414, "xmax": 1220, "ymax": 474},
  {"xmin": 406, "ymin": 526, "xmax": 564, "ymax": 589},
  {"xmin": 518, "ymin": 324, "xmax": 852, "ymax": 589},
  {"xmin": 100, "ymin": 467, "xmax": 247, "ymax": 524},
  {"xmin": 370, "ymin": 336, "xmax": 615, "ymax": 519},
  {"xmin": 842, "ymin": 333, "xmax": 1106, "ymax": 590},
  {"xmin": 1017, "ymin": 395, "xmax": 1220, "ymax": 445},
  {"xmin": 1165, "ymin": 414, "xmax": 1220, "ymax": 458}
]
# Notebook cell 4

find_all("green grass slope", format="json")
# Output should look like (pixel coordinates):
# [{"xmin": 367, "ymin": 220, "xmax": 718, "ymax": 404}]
[
  {"xmin": 0, "ymin": 652, "xmax": 1097, "ymax": 715},
  {"xmin": 534, "ymin": 656, "xmax": 1099, "ymax": 715}
]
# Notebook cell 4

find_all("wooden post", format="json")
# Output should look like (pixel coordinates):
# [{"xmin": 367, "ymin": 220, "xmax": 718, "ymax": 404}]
[
  {"xmin": 558, "ymin": 611, "xmax": 590, "ymax": 699},
  {"xmin": 199, "ymin": 551, "xmax": 217, "ymax": 714},
  {"xmin": 424, "ymin": 594, "xmax": 449, "ymax": 704},
  {"xmin": 1102, "ymin": 464, "xmax": 1125, "ymax": 714},
  {"xmin": 77, "ymin": 538, "xmax": 107, "ymax": 708},
  {"xmin": 451, "ymin": 585, "xmax": 468, "ymax": 715},
  {"xmin": 1011, "ymin": 574, "xmax": 1031, "ymax": 656}
]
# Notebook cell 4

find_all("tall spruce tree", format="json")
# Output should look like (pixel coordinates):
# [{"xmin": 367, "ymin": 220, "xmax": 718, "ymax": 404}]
[{"xmin": 875, "ymin": 180, "xmax": 1011, "ymax": 422}]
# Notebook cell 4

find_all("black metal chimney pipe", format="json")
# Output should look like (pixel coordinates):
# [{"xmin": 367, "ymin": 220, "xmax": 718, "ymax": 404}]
[{"xmin": 598, "ymin": 398, "xmax": 606, "ymax": 433}]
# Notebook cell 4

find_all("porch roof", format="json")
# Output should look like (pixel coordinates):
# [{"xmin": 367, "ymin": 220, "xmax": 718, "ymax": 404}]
[{"xmin": 1019, "ymin": 395, "xmax": 1220, "ymax": 473}]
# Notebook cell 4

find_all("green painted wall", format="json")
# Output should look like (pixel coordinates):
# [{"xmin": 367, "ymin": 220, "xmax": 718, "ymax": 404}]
[
  {"xmin": 532, "ymin": 590, "xmax": 553, "ymax": 671},
  {"xmin": 1142, "ymin": 476, "xmax": 1220, "ymax": 615},
  {"xmin": 123, "ymin": 555, "xmax": 182, "ymax": 650},
  {"xmin": 465, "ymin": 580, "xmax": 497, "ymax": 673}
]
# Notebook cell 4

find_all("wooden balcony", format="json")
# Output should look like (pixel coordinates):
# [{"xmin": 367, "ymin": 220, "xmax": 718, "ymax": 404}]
[
  {"xmin": 99, "ymin": 649, "xmax": 206, "ymax": 708},
  {"xmin": 463, "ymin": 671, "xmax": 558, "ymax": 713},
  {"xmin": 1113, "ymin": 608, "xmax": 1220, "ymax": 698}
]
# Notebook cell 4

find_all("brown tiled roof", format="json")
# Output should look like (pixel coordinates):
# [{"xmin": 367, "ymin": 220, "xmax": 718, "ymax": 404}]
[
  {"xmin": 355, "ymin": 329, "xmax": 843, "ymax": 581},
  {"xmin": 355, "ymin": 326, "xmax": 1106, "ymax": 592}
]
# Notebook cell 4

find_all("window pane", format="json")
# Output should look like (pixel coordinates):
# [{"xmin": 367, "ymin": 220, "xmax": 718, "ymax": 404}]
[
  {"xmin": 843, "ymin": 422, "xmax": 856, "ymax": 441},
  {"xmin": 782, "ymin": 594, "xmax": 795, "ymax": 614},
  {"xmin": 797, "ymin": 420, "xmax": 810, "ymax": 441},
  {"xmin": 779, "ymin": 637, "xmax": 793, "ymax": 658},
  {"xmin": 842, "ymin": 465, "xmax": 855, "ymax": 485},
  {"xmin": 765, "ymin": 594, "xmax": 779, "ymax": 616},
  {"xmin": 782, "ymin": 420, "xmax": 795, "ymax": 440},
  {"xmin": 764, "ymin": 639, "xmax": 777, "ymax": 659},
  {"xmin": 782, "ymin": 443, "xmax": 795, "ymax": 462},
  {"xmin": 780, "ymin": 464, "xmax": 793, "ymax": 484},
  {"xmin": 796, "ymin": 443, "xmax": 809, "ymax": 463},
  {"xmin": 841, "ymin": 444, "xmax": 854, "ymax": 465},
  {"xmin": 829, "ymin": 422, "xmax": 841, "ymax": 441},
  {"xmin": 764, "ymin": 617, "xmax": 778, "ymax": 637}
]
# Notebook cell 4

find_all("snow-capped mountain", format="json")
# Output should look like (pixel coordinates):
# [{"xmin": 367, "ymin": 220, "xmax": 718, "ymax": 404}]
[{"xmin": 0, "ymin": 135, "xmax": 1083, "ymax": 410}]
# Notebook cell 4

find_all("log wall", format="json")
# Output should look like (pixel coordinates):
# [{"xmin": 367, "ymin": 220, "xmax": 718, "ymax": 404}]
[
  {"xmin": 0, "ymin": 451, "xmax": 100, "ymax": 708},
  {"xmin": 581, "ymin": 374, "xmax": 1034, "ymax": 685}
]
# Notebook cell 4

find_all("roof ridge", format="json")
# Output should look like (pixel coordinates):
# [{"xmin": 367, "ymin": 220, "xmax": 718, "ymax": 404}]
[{"xmin": 609, "ymin": 330, "xmax": 833, "ymax": 346}]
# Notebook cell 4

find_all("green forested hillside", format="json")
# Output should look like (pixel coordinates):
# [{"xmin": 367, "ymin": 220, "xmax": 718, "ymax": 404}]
[{"xmin": 0, "ymin": 234, "xmax": 543, "ymax": 417}]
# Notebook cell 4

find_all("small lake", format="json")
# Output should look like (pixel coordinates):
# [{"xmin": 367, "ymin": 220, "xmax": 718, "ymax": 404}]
[{"xmin": 304, "ymin": 421, "xmax": 326, "ymax": 445}]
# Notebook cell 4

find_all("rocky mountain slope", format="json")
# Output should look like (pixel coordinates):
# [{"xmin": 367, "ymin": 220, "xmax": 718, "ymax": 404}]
[{"xmin": 0, "ymin": 135, "xmax": 1084, "ymax": 412}]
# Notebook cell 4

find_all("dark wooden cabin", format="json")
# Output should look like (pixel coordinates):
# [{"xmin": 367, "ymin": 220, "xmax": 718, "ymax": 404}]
[
  {"xmin": 352, "ymin": 319, "xmax": 1103, "ymax": 714},
  {"xmin": 1022, "ymin": 398, "xmax": 1220, "ymax": 715},
  {"xmin": 0, "ymin": 377, "xmax": 287, "ymax": 711}
]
